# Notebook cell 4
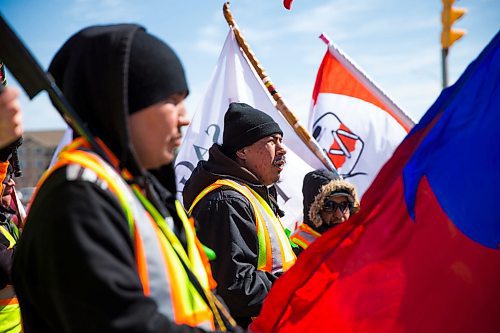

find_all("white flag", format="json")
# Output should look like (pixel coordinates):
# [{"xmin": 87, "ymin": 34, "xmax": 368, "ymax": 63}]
[
  {"xmin": 175, "ymin": 30, "xmax": 325, "ymax": 229},
  {"xmin": 309, "ymin": 37, "xmax": 414, "ymax": 196}
]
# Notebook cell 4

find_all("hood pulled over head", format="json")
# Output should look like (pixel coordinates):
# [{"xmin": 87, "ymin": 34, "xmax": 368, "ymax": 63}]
[
  {"xmin": 48, "ymin": 24, "xmax": 188, "ymax": 174},
  {"xmin": 308, "ymin": 178, "xmax": 360, "ymax": 229},
  {"xmin": 302, "ymin": 169, "xmax": 360, "ymax": 230}
]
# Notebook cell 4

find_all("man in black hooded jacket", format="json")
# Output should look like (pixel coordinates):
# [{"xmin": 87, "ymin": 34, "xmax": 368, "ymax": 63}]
[
  {"xmin": 183, "ymin": 102, "xmax": 297, "ymax": 328},
  {"xmin": 9, "ymin": 24, "xmax": 241, "ymax": 333}
]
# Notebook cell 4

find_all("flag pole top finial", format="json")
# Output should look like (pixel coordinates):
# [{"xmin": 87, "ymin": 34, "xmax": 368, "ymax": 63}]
[
  {"xmin": 319, "ymin": 33, "xmax": 331, "ymax": 45},
  {"xmin": 223, "ymin": 2, "xmax": 235, "ymax": 27}
]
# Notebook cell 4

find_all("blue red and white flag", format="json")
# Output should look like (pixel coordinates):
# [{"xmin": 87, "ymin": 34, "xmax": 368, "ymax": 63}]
[
  {"xmin": 309, "ymin": 35, "xmax": 414, "ymax": 196},
  {"xmin": 251, "ymin": 31, "xmax": 500, "ymax": 333}
]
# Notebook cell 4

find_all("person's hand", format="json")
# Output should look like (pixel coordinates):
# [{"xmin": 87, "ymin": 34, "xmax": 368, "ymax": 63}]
[{"xmin": 0, "ymin": 87, "xmax": 23, "ymax": 148}]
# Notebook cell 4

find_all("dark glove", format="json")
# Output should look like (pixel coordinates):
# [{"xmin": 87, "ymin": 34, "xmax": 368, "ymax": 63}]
[{"xmin": 0, "ymin": 136, "xmax": 22, "ymax": 162}]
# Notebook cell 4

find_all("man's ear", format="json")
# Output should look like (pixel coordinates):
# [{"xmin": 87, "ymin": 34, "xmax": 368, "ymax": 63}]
[{"xmin": 235, "ymin": 148, "xmax": 246, "ymax": 160}]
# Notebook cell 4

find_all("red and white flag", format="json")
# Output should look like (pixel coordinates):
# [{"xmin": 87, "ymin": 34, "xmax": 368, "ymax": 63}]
[
  {"xmin": 175, "ymin": 29, "xmax": 326, "ymax": 229},
  {"xmin": 309, "ymin": 34, "xmax": 414, "ymax": 196}
]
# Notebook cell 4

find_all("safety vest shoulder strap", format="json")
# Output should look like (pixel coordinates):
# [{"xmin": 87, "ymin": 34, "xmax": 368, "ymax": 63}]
[
  {"xmin": 0, "ymin": 225, "xmax": 16, "ymax": 249},
  {"xmin": 189, "ymin": 178, "xmax": 269, "ymax": 213},
  {"xmin": 290, "ymin": 223, "xmax": 322, "ymax": 250}
]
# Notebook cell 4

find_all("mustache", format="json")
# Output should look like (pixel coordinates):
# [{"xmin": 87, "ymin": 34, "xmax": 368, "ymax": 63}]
[{"xmin": 272, "ymin": 155, "xmax": 286, "ymax": 166}]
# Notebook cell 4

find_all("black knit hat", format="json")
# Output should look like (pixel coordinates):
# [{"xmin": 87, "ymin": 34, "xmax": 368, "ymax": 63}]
[
  {"xmin": 128, "ymin": 29, "xmax": 188, "ymax": 114},
  {"xmin": 221, "ymin": 102, "xmax": 283, "ymax": 155}
]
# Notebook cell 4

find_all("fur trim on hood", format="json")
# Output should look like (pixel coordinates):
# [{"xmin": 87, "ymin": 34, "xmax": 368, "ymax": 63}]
[{"xmin": 308, "ymin": 179, "xmax": 360, "ymax": 229}]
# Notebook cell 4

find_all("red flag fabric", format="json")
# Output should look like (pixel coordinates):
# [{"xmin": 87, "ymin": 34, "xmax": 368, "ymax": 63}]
[
  {"xmin": 250, "ymin": 32, "xmax": 500, "ymax": 333},
  {"xmin": 283, "ymin": 0, "xmax": 293, "ymax": 10}
]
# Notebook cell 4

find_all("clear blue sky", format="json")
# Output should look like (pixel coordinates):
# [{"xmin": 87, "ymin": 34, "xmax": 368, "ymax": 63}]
[{"xmin": 1, "ymin": 0, "xmax": 498, "ymax": 130}]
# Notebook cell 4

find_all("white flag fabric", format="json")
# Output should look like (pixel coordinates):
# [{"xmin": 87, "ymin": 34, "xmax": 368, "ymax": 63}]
[
  {"xmin": 309, "ymin": 40, "xmax": 414, "ymax": 196},
  {"xmin": 49, "ymin": 126, "xmax": 73, "ymax": 168},
  {"xmin": 175, "ymin": 29, "xmax": 325, "ymax": 229}
]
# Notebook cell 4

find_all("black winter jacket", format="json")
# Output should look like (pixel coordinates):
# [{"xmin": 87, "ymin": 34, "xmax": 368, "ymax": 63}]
[
  {"xmin": 13, "ymin": 167, "xmax": 220, "ymax": 333},
  {"xmin": 183, "ymin": 144, "xmax": 284, "ymax": 328}
]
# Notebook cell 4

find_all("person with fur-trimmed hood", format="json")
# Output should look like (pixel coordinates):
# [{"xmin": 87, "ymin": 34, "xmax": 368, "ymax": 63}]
[{"xmin": 290, "ymin": 169, "xmax": 360, "ymax": 255}]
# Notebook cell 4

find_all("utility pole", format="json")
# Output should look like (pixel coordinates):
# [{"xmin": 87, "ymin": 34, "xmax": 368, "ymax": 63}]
[{"xmin": 441, "ymin": 0, "xmax": 467, "ymax": 88}]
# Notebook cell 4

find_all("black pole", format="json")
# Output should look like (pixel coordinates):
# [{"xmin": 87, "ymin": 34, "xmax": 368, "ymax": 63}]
[
  {"xmin": 441, "ymin": 48, "xmax": 449, "ymax": 88},
  {"xmin": 0, "ymin": 15, "xmax": 110, "ymax": 165}
]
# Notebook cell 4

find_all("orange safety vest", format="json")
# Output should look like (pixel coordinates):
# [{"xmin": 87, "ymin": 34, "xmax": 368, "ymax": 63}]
[
  {"xmin": 189, "ymin": 178, "xmax": 296, "ymax": 274},
  {"xmin": 0, "ymin": 284, "xmax": 21, "ymax": 333},
  {"xmin": 0, "ymin": 159, "xmax": 22, "ymax": 332},
  {"xmin": 34, "ymin": 138, "xmax": 233, "ymax": 331},
  {"xmin": 290, "ymin": 223, "xmax": 322, "ymax": 250},
  {"xmin": 0, "ymin": 161, "xmax": 9, "ymax": 192}
]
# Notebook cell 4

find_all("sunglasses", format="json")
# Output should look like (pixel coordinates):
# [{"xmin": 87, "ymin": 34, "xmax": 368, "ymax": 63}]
[{"xmin": 323, "ymin": 200, "xmax": 352, "ymax": 213}]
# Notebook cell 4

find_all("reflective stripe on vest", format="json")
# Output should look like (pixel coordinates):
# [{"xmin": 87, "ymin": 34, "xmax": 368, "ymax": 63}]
[
  {"xmin": 41, "ymin": 141, "xmax": 219, "ymax": 330},
  {"xmin": 0, "ymin": 225, "xmax": 16, "ymax": 249},
  {"xmin": 189, "ymin": 179, "xmax": 296, "ymax": 274},
  {"xmin": 0, "ymin": 207, "xmax": 22, "ymax": 332},
  {"xmin": 0, "ymin": 285, "xmax": 21, "ymax": 333},
  {"xmin": 290, "ymin": 223, "xmax": 322, "ymax": 250}
]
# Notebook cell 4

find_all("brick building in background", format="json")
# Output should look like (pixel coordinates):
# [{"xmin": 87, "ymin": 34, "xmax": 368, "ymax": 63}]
[{"xmin": 16, "ymin": 130, "xmax": 65, "ymax": 191}]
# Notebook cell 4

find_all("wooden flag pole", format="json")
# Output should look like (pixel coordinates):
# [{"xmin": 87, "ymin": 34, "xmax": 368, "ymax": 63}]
[{"xmin": 222, "ymin": 2, "xmax": 337, "ymax": 174}]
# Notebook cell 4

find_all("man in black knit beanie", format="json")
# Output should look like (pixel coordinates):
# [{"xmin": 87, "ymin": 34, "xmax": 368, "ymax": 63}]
[{"xmin": 183, "ymin": 102, "xmax": 297, "ymax": 328}]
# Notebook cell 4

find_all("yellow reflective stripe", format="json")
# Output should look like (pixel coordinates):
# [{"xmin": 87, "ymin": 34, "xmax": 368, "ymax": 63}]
[
  {"xmin": 290, "ymin": 234, "xmax": 309, "ymax": 250},
  {"xmin": 176, "ymin": 200, "xmax": 209, "ymax": 290},
  {"xmin": 0, "ymin": 303, "xmax": 21, "ymax": 333},
  {"xmin": 0, "ymin": 285, "xmax": 21, "ymax": 333},
  {"xmin": 0, "ymin": 226, "xmax": 15, "ymax": 249},
  {"xmin": 188, "ymin": 184, "xmax": 219, "ymax": 215},
  {"xmin": 64, "ymin": 136, "xmax": 86, "ymax": 151},
  {"xmin": 245, "ymin": 186, "xmax": 296, "ymax": 271},
  {"xmin": 252, "ymin": 205, "xmax": 271, "ymax": 271}
]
